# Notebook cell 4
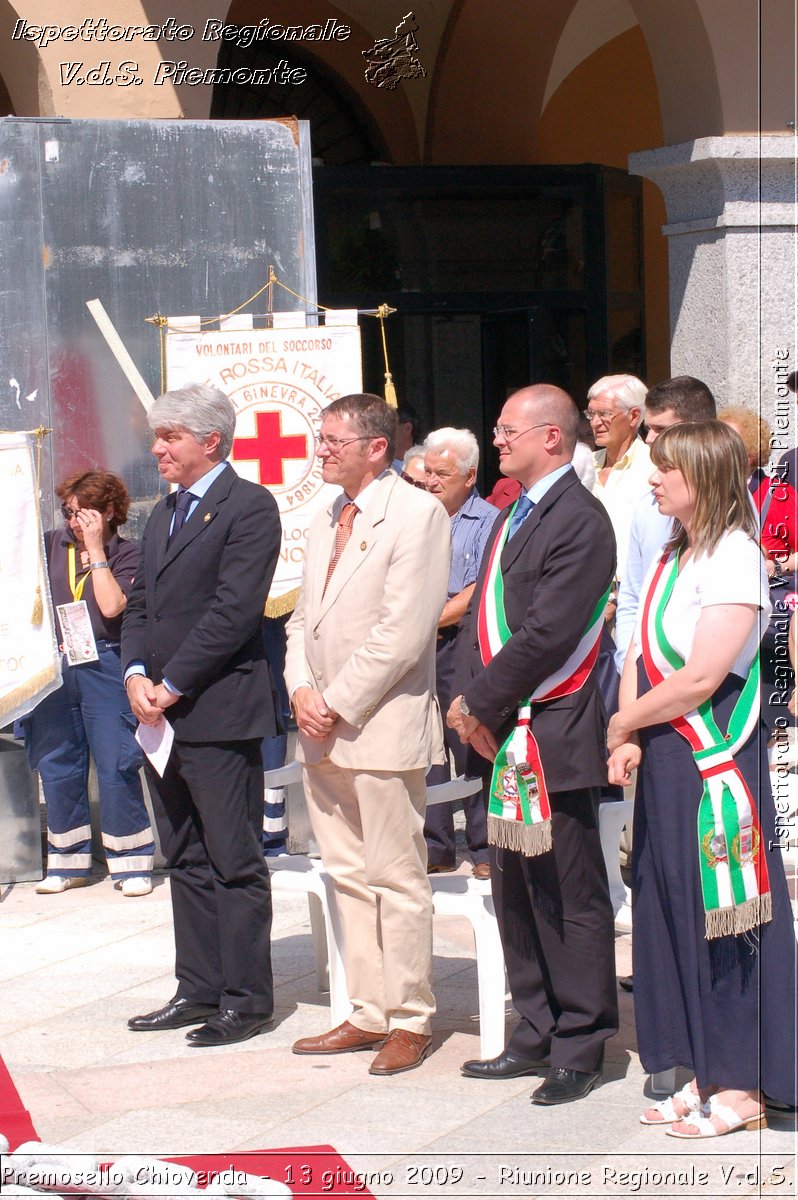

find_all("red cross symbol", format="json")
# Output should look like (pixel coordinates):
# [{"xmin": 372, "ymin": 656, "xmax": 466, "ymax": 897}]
[{"xmin": 232, "ymin": 411, "xmax": 308, "ymax": 485}]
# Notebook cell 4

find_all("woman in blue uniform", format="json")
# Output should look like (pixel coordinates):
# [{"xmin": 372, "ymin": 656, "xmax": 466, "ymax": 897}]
[{"xmin": 24, "ymin": 470, "xmax": 154, "ymax": 896}]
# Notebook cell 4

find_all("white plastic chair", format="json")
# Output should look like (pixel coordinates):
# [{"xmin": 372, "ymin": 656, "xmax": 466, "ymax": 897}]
[{"xmin": 267, "ymin": 766, "xmax": 508, "ymax": 1056}]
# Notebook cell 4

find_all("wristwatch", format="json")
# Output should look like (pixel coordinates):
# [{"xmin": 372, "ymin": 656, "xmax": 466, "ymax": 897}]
[{"xmin": 459, "ymin": 696, "xmax": 471, "ymax": 717}]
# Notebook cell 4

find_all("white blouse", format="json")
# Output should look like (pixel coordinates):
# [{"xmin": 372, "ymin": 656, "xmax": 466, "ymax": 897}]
[{"xmin": 633, "ymin": 528, "xmax": 771, "ymax": 678}]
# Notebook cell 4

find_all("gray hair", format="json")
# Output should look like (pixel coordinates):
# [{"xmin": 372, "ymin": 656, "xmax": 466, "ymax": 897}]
[
  {"xmin": 403, "ymin": 444, "xmax": 426, "ymax": 467},
  {"xmin": 423, "ymin": 426, "xmax": 479, "ymax": 475},
  {"xmin": 588, "ymin": 374, "xmax": 647, "ymax": 427},
  {"xmin": 149, "ymin": 383, "xmax": 236, "ymax": 458}
]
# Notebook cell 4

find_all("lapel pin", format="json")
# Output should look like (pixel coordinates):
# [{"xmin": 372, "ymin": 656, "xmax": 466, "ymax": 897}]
[
  {"xmin": 360, "ymin": 541, "xmax": 367, "ymax": 550},
  {"xmin": 204, "ymin": 513, "xmax": 211, "ymax": 522}
]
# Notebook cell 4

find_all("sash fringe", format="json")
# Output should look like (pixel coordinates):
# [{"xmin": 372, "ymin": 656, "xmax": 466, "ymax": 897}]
[
  {"xmin": 489, "ymin": 814, "xmax": 552, "ymax": 857},
  {"xmin": 704, "ymin": 892, "xmax": 773, "ymax": 941}
]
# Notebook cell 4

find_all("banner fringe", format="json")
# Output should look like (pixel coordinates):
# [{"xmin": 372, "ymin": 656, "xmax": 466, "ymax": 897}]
[
  {"xmin": 488, "ymin": 814, "xmax": 552, "ymax": 857},
  {"xmin": 0, "ymin": 663, "xmax": 60, "ymax": 720},
  {"xmin": 264, "ymin": 588, "xmax": 300, "ymax": 618},
  {"xmin": 704, "ymin": 892, "xmax": 772, "ymax": 940}
]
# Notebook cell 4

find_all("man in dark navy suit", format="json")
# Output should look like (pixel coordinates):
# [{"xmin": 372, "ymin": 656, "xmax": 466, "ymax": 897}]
[
  {"xmin": 122, "ymin": 383, "xmax": 281, "ymax": 1046},
  {"xmin": 449, "ymin": 384, "xmax": 618, "ymax": 1103}
]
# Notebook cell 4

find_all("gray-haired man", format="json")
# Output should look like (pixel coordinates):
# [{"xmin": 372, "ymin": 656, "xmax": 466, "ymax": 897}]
[
  {"xmin": 423, "ymin": 426, "xmax": 496, "ymax": 876},
  {"xmin": 122, "ymin": 384, "xmax": 281, "ymax": 1046}
]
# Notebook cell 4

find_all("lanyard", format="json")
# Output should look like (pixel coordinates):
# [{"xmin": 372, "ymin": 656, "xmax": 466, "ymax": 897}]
[{"xmin": 67, "ymin": 543, "xmax": 92, "ymax": 602}]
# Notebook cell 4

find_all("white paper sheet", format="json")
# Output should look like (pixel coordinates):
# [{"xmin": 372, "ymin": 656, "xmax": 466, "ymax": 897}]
[{"xmin": 135, "ymin": 716, "xmax": 174, "ymax": 776}]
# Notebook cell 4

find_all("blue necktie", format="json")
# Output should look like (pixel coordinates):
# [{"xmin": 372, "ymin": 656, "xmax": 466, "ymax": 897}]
[
  {"xmin": 507, "ymin": 494, "xmax": 534, "ymax": 539},
  {"xmin": 168, "ymin": 489, "xmax": 195, "ymax": 545}
]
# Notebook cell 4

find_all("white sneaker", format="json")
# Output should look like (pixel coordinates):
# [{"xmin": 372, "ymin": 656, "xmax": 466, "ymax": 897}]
[
  {"xmin": 35, "ymin": 875, "xmax": 89, "ymax": 895},
  {"xmin": 121, "ymin": 875, "xmax": 153, "ymax": 897}
]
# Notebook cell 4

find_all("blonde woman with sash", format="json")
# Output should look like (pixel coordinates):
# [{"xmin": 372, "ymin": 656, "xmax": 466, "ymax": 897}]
[{"xmin": 608, "ymin": 422, "xmax": 797, "ymax": 1137}]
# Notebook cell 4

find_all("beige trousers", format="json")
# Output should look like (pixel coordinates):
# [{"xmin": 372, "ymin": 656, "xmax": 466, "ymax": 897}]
[{"xmin": 302, "ymin": 759, "xmax": 435, "ymax": 1035}]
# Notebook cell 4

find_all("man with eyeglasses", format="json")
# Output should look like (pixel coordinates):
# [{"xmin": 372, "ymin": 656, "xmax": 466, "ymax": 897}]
[
  {"xmin": 286, "ymin": 393, "xmax": 451, "ymax": 1075},
  {"xmin": 584, "ymin": 375, "xmax": 650, "ymax": 922},
  {"xmin": 448, "ymin": 384, "xmax": 618, "ymax": 1104},
  {"xmin": 587, "ymin": 374, "xmax": 651, "ymax": 588},
  {"xmin": 422, "ymin": 426, "xmax": 497, "ymax": 878}
]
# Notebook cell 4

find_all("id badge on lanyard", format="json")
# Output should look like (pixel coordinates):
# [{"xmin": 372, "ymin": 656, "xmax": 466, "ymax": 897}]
[{"xmin": 59, "ymin": 544, "xmax": 99, "ymax": 665}]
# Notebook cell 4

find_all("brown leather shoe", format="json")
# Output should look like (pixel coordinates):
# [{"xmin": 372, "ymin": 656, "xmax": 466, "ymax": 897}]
[
  {"xmin": 369, "ymin": 1029, "xmax": 431, "ymax": 1075},
  {"xmin": 292, "ymin": 1020, "xmax": 387, "ymax": 1055},
  {"xmin": 472, "ymin": 862, "xmax": 491, "ymax": 880}
]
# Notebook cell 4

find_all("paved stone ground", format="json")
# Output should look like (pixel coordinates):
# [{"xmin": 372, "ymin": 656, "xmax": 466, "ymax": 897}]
[{"xmin": 0, "ymin": 864, "xmax": 795, "ymax": 1199}]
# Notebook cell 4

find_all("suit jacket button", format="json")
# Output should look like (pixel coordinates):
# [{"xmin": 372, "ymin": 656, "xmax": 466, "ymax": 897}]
[
  {"xmin": 154, "ymin": 614, "xmax": 161, "ymax": 622},
  {"xmin": 473, "ymin": 642, "xmax": 478, "ymax": 650},
  {"xmin": 313, "ymin": 631, "xmax": 320, "ymax": 640}
]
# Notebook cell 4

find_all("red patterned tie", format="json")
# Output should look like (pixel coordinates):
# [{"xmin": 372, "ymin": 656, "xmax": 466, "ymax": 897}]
[{"xmin": 324, "ymin": 501, "xmax": 358, "ymax": 594}]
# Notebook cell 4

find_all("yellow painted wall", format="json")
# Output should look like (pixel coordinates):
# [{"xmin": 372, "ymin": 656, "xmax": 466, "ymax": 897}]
[{"xmin": 537, "ymin": 26, "xmax": 670, "ymax": 385}]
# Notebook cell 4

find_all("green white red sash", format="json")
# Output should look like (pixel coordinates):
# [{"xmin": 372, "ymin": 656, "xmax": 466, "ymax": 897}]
[
  {"xmin": 640, "ymin": 551, "xmax": 771, "ymax": 939},
  {"xmin": 477, "ymin": 498, "xmax": 609, "ymax": 855}
]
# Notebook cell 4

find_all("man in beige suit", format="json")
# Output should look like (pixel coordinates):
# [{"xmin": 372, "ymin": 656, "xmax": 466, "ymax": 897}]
[{"xmin": 286, "ymin": 393, "xmax": 451, "ymax": 1075}]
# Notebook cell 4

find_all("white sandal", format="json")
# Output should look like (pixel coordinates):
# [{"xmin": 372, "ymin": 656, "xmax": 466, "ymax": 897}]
[
  {"xmin": 640, "ymin": 1082, "xmax": 702, "ymax": 1125},
  {"xmin": 666, "ymin": 1095, "xmax": 766, "ymax": 1139}
]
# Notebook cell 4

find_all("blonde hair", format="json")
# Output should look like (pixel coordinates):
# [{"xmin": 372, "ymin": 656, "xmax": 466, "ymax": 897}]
[
  {"xmin": 717, "ymin": 406, "xmax": 770, "ymax": 469},
  {"xmin": 650, "ymin": 421, "xmax": 757, "ymax": 556}
]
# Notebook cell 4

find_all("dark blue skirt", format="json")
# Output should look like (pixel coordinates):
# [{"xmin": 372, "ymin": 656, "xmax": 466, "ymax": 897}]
[{"xmin": 633, "ymin": 662, "xmax": 797, "ymax": 1104}]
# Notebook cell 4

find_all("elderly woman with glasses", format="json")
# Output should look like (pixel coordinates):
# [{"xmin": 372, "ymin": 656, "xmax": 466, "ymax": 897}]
[{"xmin": 22, "ymin": 470, "xmax": 154, "ymax": 896}]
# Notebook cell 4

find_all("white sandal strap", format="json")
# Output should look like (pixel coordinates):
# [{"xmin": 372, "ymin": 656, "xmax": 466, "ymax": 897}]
[
  {"xmin": 679, "ymin": 1114, "xmax": 719, "ymax": 1136},
  {"xmin": 709, "ymin": 1099, "xmax": 760, "ymax": 1128},
  {"xmin": 650, "ymin": 1096, "xmax": 680, "ymax": 1122},
  {"xmin": 673, "ymin": 1083, "xmax": 702, "ymax": 1113}
]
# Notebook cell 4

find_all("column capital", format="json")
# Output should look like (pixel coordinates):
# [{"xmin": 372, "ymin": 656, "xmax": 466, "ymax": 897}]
[{"xmin": 629, "ymin": 135, "xmax": 797, "ymax": 233}]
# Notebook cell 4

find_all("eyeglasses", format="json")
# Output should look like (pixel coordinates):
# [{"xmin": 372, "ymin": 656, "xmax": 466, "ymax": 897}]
[
  {"xmin": 585, "ymin": 408, "xmax": 620, "ymax": 424},
  {"xmin": 315, "ymin": 434, "xmax": 372, "ymax": 452},
  {"xmin": 60, "ymin": 503, "xmax": 82, "ymax": 520},
  {"xmin": 400, "ymin": 472, "xmax": 427, "ymax": 490},
  {"xmin": 492, "ymin": 422, "xmax": 551, "ymax": 443}
]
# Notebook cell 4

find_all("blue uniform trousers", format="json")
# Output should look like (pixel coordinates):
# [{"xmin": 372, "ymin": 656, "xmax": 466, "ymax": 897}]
[{"xmin": 23, "ymin": 644, "xmax": 155, "ymax": 879}]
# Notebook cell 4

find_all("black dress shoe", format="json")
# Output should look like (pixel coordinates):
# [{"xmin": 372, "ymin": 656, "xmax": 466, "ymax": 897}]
[
  {"xmin": 462, "ymin": 1049, "xmax": 548, "ymax": 1079},
  {"xmin": 186, "ymin": 1008, "xmax": 274, "ymax": 1047},
  {"xmin": 128, "ymin": 997, "xmax": 218, "ymax": 1032},
  {"xmin": 531, "ymin": 1066, "xmax": 602, "ymax": 1105},
  {"xmin": 618, "ymin": 975, "xmax": 634, "ymax": 992}
]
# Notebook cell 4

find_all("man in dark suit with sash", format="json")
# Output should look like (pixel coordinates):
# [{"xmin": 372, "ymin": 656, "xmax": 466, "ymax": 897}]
[
  {"xmin": 449, "ymin": 384, "xmax": 618, "ymax": 1104},
  {"xmin": 122, "ymin": 383, "xmax": 281, "ymax": 1046}
]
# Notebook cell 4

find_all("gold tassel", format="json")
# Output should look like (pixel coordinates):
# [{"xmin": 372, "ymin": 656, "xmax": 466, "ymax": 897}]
[
  {"xmin": 377, "ymin": 303, "xmax": 398, "ymax": 408},
  {"xmin": 31, "ymin": 584, "xmax": 43, "ymax": 626}
]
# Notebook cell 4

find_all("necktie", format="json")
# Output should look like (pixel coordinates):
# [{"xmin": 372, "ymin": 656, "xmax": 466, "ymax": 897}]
[
  {"xmin": 324, "ymin": 501, "xmax": 358, "ymax": 593},
  {"xmin": 507, "ymin": 493, "xmax": 535, "ymax": 539},
  {"xmin": 168, "ymin": 489, "xmax": 195, "ymax": 545}
]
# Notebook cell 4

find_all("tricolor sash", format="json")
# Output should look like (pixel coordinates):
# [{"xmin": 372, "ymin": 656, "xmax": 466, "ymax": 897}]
[
  {"xmin": 641, "ymin": 551, "xmax": 771, "ymax": 939},
  {"xmin": 477, "ymin": 499, "xmax": 609, "ymax": 855}
]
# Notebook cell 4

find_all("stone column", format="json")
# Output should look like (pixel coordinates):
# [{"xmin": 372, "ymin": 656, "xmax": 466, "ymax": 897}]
[{"xmin": 629, "ymin": 136, "xmax": 797, "ymax": 438}]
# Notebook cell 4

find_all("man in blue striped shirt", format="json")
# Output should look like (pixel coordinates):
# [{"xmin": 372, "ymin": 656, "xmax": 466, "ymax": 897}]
[{"xmin": 422, "ymin": 427, "xmax": 497, "ymax": 877}]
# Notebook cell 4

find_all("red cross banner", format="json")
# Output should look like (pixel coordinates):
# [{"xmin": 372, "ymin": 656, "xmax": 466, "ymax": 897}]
[{"xmin": 165, "ymin": 313, "xmax": 362, "ymax": 615}]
